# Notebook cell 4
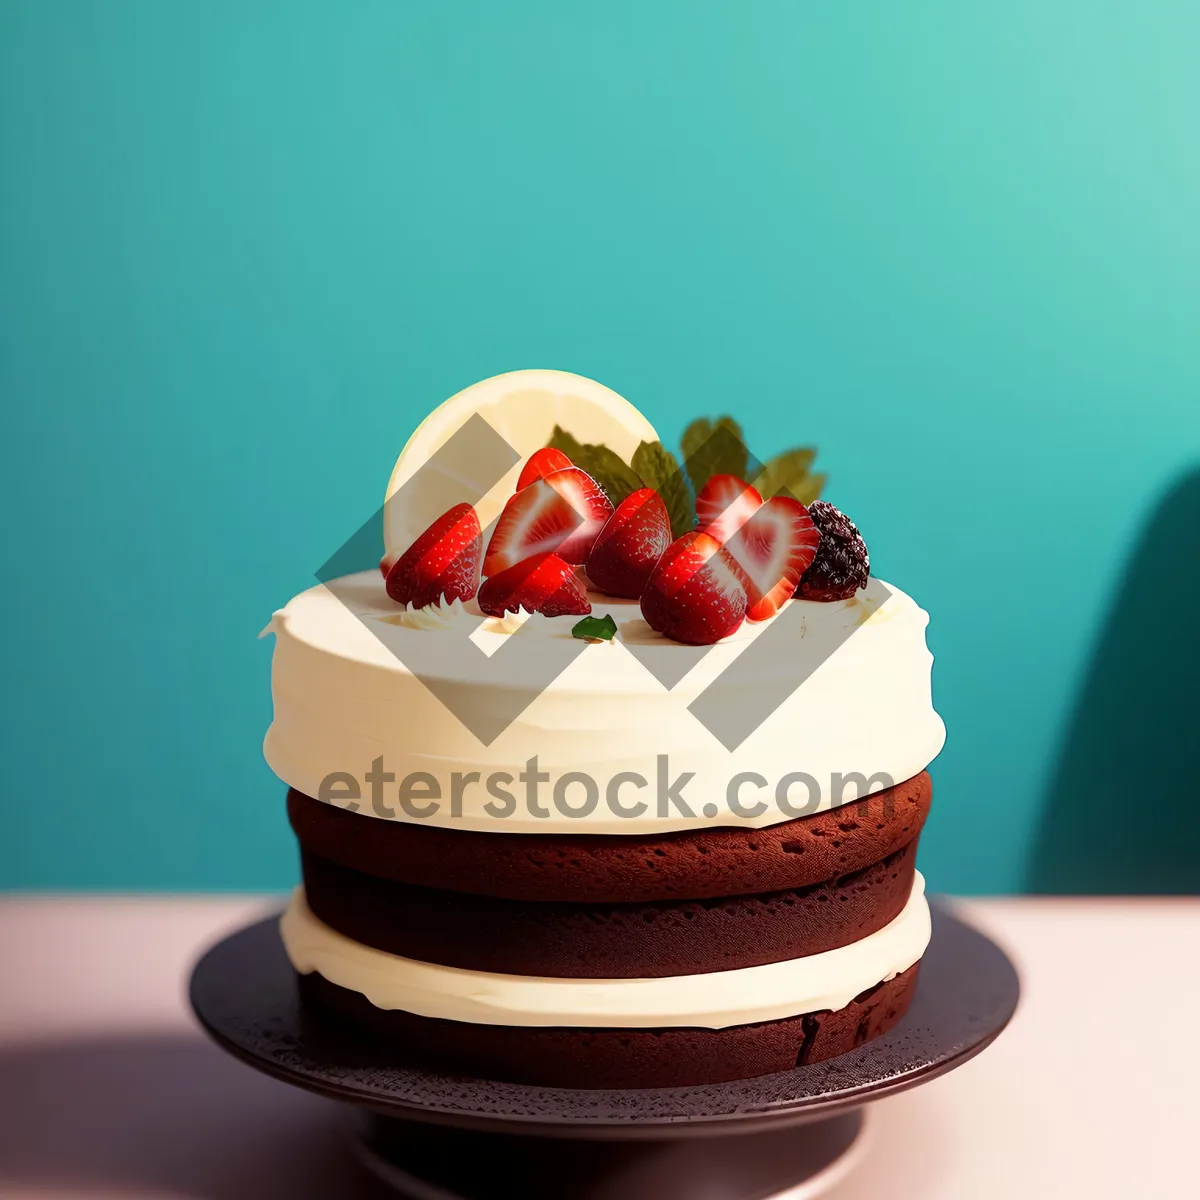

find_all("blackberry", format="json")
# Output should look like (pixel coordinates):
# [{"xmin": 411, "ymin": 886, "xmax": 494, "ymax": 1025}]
[{"xmin": 797, "ymin": 501, "xmax": 870, "ymax": 601}]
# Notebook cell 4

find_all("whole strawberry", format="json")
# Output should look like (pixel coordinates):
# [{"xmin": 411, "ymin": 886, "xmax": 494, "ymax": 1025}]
[
  {"xmin": 385, "ymin": 503, "xmax": 482, "ymax": 608},
  {"xmin": 587, "ymin": 488, "xmax": 672, "ymax": 598},
  {"xmin": 796, "ymin": 501, "xmax": 869, "ymax": 601},
  {"xmin": 640, "ymin": 531, "xmax": 748, "ymax": 645}
]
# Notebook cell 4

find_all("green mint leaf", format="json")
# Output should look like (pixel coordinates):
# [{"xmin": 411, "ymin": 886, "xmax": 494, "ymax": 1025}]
[
  {"xmin": 680, "ymin": 416, "xmax": 750, "ymax": 499},
  {"xmin": 546, "ymin": 426, "xmax": 641, "ymax": 506},
  {"xmin": 572, "ymin": 613, "xmax": 618, "ymax": 642},
  {"xmin": 631, "ymin": 440, "xmax": 693, "ymax": 538},
  {"xmin": 754, "ymin": 447, "xmax": 825, "ymax": 506},
  {"xmin": 574, "ymin": 444, "xmax": 643, "ymax": 506},
  {"xmin": 547, "ymin": 425, "xmax": 583, "ymax": 459}
]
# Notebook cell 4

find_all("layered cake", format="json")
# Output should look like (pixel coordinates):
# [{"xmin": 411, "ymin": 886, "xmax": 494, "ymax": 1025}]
[{"xmin": 265, "ymin": 370, "xmax": 945, "ymax": 1088}]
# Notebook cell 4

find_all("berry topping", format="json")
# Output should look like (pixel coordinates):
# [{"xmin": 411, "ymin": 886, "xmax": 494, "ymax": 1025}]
[
  {"xmin": 695, "ymin": 474, "xmax": 763, "ymax": 545},
  {"xmin": 516, "ymin": 446, "xmax": 573, "ymax": 490},
  {"xmin": 725, "ymin": 496, "xmax": 821, "ymax": 621},
  {"xmin": 384, "ymin": 503, "xmax": 482, "ymax": 608},
  {"xmin": 640, "ymin": 531, "xmax": 748, "ymax": 645},
  {"xmin": 796, "ymin": 501, "xmax": 870, "ymax": 601},
  {"xmin": 585, "ymin": 487, "xmax": 672, "ymax": 598},
  {"xmin": 477, "ymin": 552, "xmax": 592, "ymax": 618},
  {"xmin": 483, "ymin": 467, "xmax": 614, "ymax": 576}
]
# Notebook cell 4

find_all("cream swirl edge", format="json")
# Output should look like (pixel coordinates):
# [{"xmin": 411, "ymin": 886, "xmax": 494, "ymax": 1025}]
[{"xmin": 279, "ymin": 873, "xmax": 930, "ymax": 1030}]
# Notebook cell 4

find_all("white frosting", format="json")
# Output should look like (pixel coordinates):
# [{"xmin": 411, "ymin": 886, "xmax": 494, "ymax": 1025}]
[
  {"xmin": 352, "ymin": 599, "xmax": 534, "ymax": 639},
  {"xmin": 262, "ymin": 571, "xmax": 945, "ymax": 833},
  {"xmin": 376, "ymin": 597, "xmax": 474, "ymax": 631},
  {"xmin": 280, "ymin": 873, "xmax": 930, "ymax": 1029}
]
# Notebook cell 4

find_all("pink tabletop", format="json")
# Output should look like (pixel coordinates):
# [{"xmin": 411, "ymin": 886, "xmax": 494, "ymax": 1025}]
[{"xmin": 0, "ymin": 896, "xmax": 1197, "ymax": 1198}]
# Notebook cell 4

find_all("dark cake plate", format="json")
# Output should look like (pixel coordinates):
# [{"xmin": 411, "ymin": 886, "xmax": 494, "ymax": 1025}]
[{"xmin": 190, "ymin": 900, "xmax": 1018, "ymax": 1199}]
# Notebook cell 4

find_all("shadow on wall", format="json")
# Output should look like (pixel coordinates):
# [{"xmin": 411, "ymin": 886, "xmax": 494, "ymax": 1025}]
[{"xmin": 1026, "ymin": 467, "xmax": 1200, "ymax": 893}]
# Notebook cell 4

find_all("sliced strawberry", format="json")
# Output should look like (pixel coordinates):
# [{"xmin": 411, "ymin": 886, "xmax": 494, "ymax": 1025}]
[
  {"xmin": 477, "ymin": 552, "xmax": 592, "ymax": 618},
  {"xmin": 586, "ymin": 488, "xmax": 672, "ymax": 598},
  {"xmin": 696, "ymin": 474, "xmax": 763, "ymax": 546},
  {"xmin": 724, "ymin": 496, "xmax": 821, "ymax": 621},
  {"xmin": 385, "ymin": 503, "xmax": 482, "ymax": 608},
  {"xmin": 516, "ymin": 446, "xmax": 572, "ymax": 490},
  {"xmin": 483, "ymin": 466, "xmax": 613, "ymax": 576},
  {"xmin": 379, "ymin": 553, "xmax": 394, "ymax": 578},
  {"xmin": 640, "ymin": 531, "xmax": 748, "ymax": 645}
]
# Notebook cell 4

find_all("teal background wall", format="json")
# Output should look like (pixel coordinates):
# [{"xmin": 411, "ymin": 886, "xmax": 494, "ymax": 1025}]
[{"xmin": 2, "ymin": 2, "xmax": 1197, "ymax": 893}]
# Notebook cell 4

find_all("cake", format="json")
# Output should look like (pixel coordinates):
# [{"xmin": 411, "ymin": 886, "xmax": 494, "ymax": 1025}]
[{"xmin": 265, "ymin": 370, "xmax": 945, "ymax": 1088}]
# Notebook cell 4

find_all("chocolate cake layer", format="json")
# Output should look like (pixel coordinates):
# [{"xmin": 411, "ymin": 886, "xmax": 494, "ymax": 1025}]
[
  {"xmin": 287, "ymin": 771, "xmax": 931, "ymax": 904},
  {"xmin": 301, "ymin": 840, "xmax": 919, "ymax": 977},
  {"xmin": 297, "ymin": 965, "xmax": 919, "ymax": 1088}
]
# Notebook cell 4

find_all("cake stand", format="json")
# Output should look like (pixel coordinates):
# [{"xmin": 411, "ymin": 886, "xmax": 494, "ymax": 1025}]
[{"xmin": 190, "ymin": 901, "xmax": 1018, "ymax": 1199}]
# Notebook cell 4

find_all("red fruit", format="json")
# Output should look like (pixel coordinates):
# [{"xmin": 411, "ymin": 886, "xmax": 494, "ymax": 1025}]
[
  {"xmin": 477, "ymin": 552, "xmax": 592, "ymax": 618},
  {"xmin": 384, "ymin": 503, "xmax": 482, "ymax": 608},
  {"xmin": 516, "ymin": 446, "xmax": 572, "ymax": 490},
  {"xmin": 484, "ymin": 467, "xmax": 613, "ymax": 576},
  {"xmin": 379, "ymin": 554, "xmax": 394, "ymax": 578},
  {"xmin": 586, "ymin": 488, "xmax": 672, "ymax": 598},
  {"xmin": 725, "ymin": 497, "xmax": 821, "ymax": 621},
  {"xmin": 640, "ymin": 531, "xmax": 748, "ymax": 645},
  {"xmin": 696, "ymin": 474, "xmax": 763, "ymax": 545}
]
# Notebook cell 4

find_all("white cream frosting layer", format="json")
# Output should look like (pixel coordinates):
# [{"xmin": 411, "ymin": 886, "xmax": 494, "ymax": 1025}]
[
  {"xmin": 280, "ymin": 873, "xmax": 930, "ymax": 1030},
  {"xmin": 262, "ymin": 571, "xmax": 944, "ymax": 833}
]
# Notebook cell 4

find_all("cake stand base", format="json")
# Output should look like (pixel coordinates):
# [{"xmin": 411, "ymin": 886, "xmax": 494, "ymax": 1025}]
[
  {"xmin": 350, "ymin": 1108, "xmax": 870, "ymax": 1199},
  {"xmin": 190, "ymin": 901, "xmax": 1018, "ymax": 1197}
]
